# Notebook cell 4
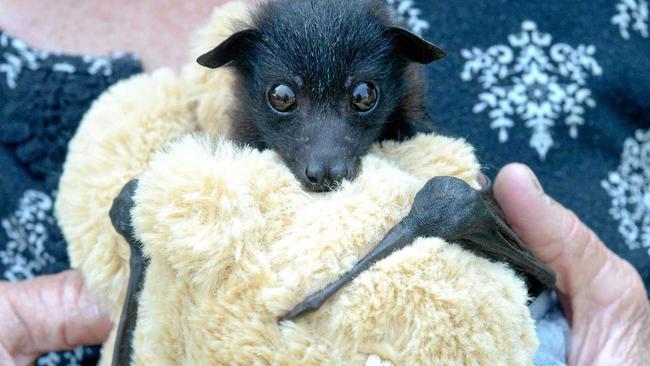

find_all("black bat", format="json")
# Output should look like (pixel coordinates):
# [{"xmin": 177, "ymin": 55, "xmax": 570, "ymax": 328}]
[{"xmin": 108, "ymin": 0, "xmax": 555, "ymax": 363}]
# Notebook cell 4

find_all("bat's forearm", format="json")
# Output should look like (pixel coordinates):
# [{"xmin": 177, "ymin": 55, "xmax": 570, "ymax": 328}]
[
  {"xmin": 112, "ymin": 243, "xmax": 149, "ymax": 366},
  {"xmin": 109, "ymin": 179, "xmax": 144, "ymax": 366},
  {"xmin": 282, "ymin": 221, "xmax": 414, "ymax": 321}
]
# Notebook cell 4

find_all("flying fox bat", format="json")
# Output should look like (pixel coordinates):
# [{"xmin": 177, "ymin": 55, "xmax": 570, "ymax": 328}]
[{"xmin": 108, "ymin": 0, "xmax": 555, "ymax": 363}]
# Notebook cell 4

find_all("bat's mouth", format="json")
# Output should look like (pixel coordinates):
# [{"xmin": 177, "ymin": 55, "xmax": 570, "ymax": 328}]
[{"xmin": 302, "ymin": 178, "xmax": 346, "ymax": 193}]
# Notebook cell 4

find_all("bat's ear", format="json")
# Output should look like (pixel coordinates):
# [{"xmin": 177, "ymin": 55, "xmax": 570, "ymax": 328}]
[
  {"xmin": 384, "ymin": 27, "xmax": 446, "ymax": 64},
  {"xmin": 196, "ymin": 29, "xmax": 261, "ymax": 69}
]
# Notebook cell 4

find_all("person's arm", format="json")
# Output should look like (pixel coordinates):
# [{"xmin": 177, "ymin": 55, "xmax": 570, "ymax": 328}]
[{"xmin": 494, "ymin": 163, "xmax": 650, "ymax": 366}]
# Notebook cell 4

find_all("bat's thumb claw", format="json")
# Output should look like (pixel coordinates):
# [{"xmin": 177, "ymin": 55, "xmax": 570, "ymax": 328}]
[
  {"xmin": 279, "ymin": 308, "xmax": 300, "ymax": 322},
  {"xmin": 280, "ymin": 298, "xmax": 321, "ymax": 322},
  {"xmin": 478, "ymin": 173, "xmax": 492, "ymax": 191}
]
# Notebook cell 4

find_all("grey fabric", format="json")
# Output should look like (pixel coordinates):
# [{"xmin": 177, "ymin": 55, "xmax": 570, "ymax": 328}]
[{"xmin": 530, "ymin": 291, "xmax": 571, "ymax": 366}]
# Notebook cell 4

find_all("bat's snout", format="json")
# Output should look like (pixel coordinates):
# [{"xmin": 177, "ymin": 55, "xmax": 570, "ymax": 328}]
[{"xmin": 301, "ymin": 159, "xmax": 356, "ymax": 192}]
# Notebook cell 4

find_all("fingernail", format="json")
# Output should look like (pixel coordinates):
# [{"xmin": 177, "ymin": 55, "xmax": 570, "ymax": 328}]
[{"xmin": 526, "ymin": 166, "xmax": 544, "ymax": 194}]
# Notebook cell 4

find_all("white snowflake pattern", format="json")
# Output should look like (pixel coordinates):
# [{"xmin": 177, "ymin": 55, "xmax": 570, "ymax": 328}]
[
  {"xmin": 1, "ymin": 32, "xmax": 134, "ymax": 89},
  {"xmin": 0, "ymin": 190, "xmax": 56, "ymax": 281},
  {"xmin": 83, "ymin": 54, "xmax": 127, "ymax": 77},
  {"xmin": 37, "ymin": 347, "xmax": 85, "ymax": 366},
  {"xmin": 385, "ymin": 0, "xmax": 430, "ymax": 36},
  {"xmin": 0, "ymin": 33, "xmax": 49, "ymax": 89},
  {"xmin": 602, "ymin": 129, "xmax": 650, "ymax": 256},
  {"xmin": 460, "ymin": 21, "xmax": 603, "ymax": 160},
  {"xmin": 612, "ymin": 0, "xmax": 649, "ymax": 39}
]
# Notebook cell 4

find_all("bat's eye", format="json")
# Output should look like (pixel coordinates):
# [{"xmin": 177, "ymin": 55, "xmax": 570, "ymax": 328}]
[
  {"xmin": 268, "ymin": 84, "xmax": 297, "ymax": 112},
  {"xmin": 351, "ymin": 82, "xmax": 378, "ymax": 112}
]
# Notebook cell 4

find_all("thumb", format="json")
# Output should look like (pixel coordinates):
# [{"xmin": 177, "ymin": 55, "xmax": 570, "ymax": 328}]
[
  {"xmin": 493, "ymin": 163, "xmax": 646, "ymax": 312},
  {"xmin": 0, "ymin": 270, "xmax": 113, "ymax": 363}
]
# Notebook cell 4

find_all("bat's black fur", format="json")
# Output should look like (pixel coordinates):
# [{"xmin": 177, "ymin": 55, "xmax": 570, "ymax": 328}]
[
  {"xmin": 110, "ymin": 1, "xmax": 554, "ymax": 363},
  {"xmin": 198, "ymin": 0, "xmax": 443, "ymax": 190}
]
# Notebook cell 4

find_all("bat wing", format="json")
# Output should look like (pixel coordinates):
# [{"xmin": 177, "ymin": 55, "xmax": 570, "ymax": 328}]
[{"xmin": 464, "ymin": 184, "xmax": 556, "ymax": 288}]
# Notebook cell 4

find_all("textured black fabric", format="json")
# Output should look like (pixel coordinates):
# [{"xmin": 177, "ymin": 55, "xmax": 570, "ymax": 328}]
[
  {"xmin": 390, "ymin": 0, "xmax": 650, "ymax": 291},
  {"xmin": 0, "ymin": 30, "xmax": 142, "ymax": 365}
]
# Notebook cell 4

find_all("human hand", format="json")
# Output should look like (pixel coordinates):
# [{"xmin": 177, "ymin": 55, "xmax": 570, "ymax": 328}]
[
  {"xmin": 493, "ymin": 163, "xmax": 650, "ymax": 366},
  {"xmin": 0, "ymin": 270, "xmax": 113, "ymax": 366}
]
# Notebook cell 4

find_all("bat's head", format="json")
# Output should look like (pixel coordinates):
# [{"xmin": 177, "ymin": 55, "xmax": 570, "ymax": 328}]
[{"xmin": 197, "ymin": 0, "xmax": 445, "ymax": 192}]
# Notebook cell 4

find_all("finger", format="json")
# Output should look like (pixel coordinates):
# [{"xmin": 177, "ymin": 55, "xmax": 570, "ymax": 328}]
[
  {"xmin": 0, "ymin": 270, "xmax": 113, "ymax": 361},
  {"xmin": 493, "ymin": 163, "xmax": 644, "ymax": 305}
]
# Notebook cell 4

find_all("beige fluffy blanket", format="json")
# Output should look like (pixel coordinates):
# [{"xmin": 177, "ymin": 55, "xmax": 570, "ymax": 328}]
[{"xmin": 55, "ymin": 2, "xmax": 538, "ymax": 365}]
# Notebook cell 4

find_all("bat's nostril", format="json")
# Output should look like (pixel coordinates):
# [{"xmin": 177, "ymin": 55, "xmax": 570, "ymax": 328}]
[
  {"xmin": 303, "ymin": 162, "xmax": 352, "ymax": 192},
  {"xmin": 328, "ymin": 162, "xmax": 348, "ymax": 181},
  {"xmin": 305, "ymin": 164, "xmax": 325, "ymax": 185}
]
